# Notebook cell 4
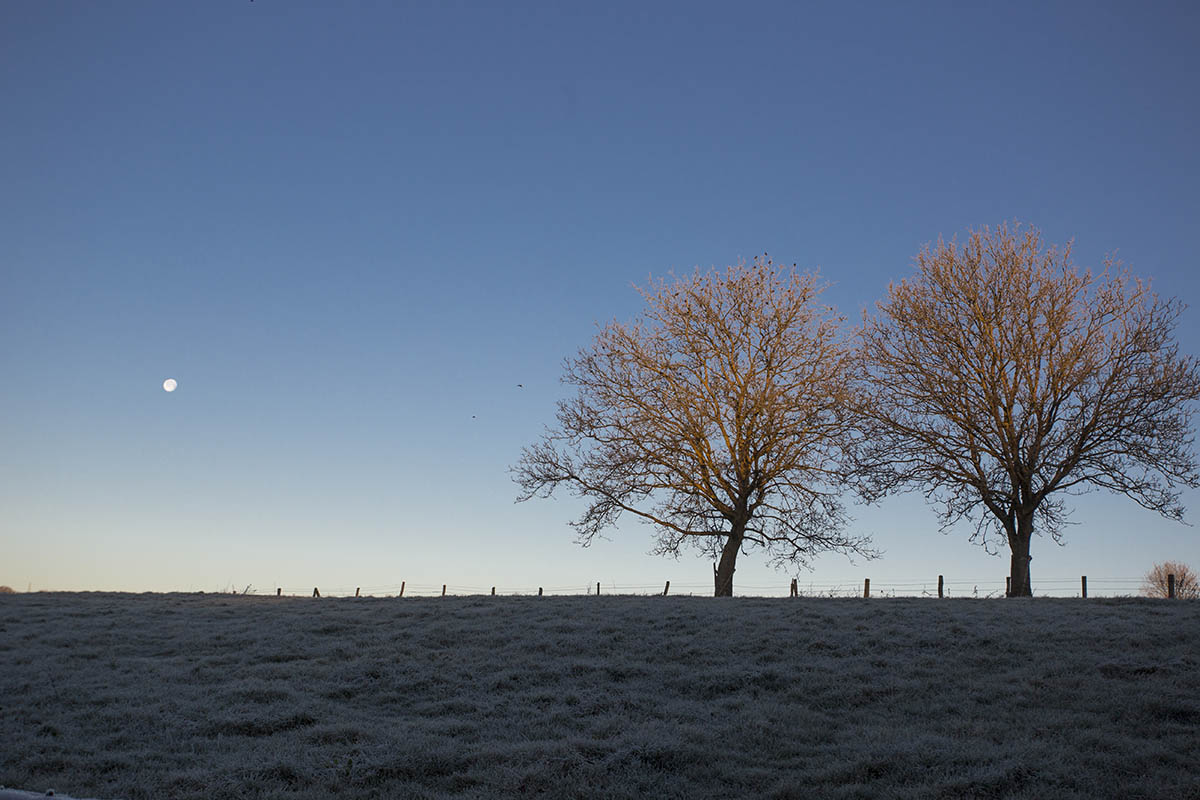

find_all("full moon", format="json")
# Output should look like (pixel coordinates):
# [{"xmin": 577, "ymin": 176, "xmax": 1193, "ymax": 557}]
[{"xmin": 163, "ymin": 378, "xmax": 177, "ymax": 392}]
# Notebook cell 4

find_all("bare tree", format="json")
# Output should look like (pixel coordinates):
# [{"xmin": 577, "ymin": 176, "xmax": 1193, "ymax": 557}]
[
  {"xmin": 855, "ymin": 223, "xmax": 1200, "ymax": 596},
  {"xmin": 514, "ymin": 257, "xmax": 876, "ymax": 596},
  {"xmin": 1142, "ymin": 561, "xmax": 1200, "ymax": 599}
]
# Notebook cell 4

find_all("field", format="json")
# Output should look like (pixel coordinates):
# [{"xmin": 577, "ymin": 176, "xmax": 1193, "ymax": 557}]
[{"xmin": 1, "ymin": 593, "xmax": 1198, "ymax": 799}]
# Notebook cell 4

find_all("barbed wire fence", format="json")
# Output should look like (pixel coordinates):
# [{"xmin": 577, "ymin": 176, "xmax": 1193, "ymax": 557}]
[{"xmin": 241, "ymin": 576, "xmax": 1158, "ymax": 599}]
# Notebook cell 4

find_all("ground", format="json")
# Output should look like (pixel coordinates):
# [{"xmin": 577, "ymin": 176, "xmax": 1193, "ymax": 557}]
[{"xmin": 1, "ymin": 592, "xmax": 1198, "ymax": 799}]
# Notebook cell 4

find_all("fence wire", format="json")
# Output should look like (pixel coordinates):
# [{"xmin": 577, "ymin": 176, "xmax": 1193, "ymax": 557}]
[{"xmin": 255, "ymin": 576, "xmax": 1161, "ymax": 599}]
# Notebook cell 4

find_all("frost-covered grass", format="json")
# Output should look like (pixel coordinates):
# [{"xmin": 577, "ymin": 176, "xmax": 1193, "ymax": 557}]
[{"xmin": 1, "ymin": 593, "xmax": 1198, "ymax": 799}]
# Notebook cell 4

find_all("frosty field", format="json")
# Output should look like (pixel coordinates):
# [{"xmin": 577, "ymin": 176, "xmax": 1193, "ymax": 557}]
[{"xmin": 1, "ymin": 593, "xmax": 1198, "ymax": 799}]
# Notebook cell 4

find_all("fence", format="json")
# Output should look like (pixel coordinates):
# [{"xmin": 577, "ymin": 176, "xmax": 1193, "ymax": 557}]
[{"xmin": 252, "ymin": 574, "xmax": 1180, "ymax": 599}]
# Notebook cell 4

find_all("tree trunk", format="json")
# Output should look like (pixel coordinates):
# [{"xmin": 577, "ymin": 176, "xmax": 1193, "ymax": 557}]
[
  {"xmin": 714, "ymin": 527, "xmax": 743, "ymax": 597},
  {"xmin": 1007, "ymin": 511, "xmax": 1034, "ymax": 597}
]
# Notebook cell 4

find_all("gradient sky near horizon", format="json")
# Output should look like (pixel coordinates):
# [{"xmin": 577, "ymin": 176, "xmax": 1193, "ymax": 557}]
[{"xmin": 3, "ymin": 1, "xmax": 1199, "ymax": 596}]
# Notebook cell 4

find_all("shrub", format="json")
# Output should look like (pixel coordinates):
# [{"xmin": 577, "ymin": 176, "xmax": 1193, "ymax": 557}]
[{"xmin": 1142, "ymin": 562, "xmax": 1200, "ymax": 599}]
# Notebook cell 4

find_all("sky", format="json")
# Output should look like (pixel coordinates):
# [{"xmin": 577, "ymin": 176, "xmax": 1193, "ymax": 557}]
[{"xmin": 3, "ymin": 1, "xmax": 1199, "ymax": 596}]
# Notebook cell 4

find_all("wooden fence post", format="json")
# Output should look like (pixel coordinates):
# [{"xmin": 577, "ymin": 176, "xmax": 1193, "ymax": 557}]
[
  {"xmin": 1081, "ymin": 576, "xmax": 1087, "ymax": 599},
  {"xmin": 1168, "ymin": 573, "xmax": 1176, "ymax": 599},
  {"xmin": 790, "ymin": 578, "xmax": 798, "ymax": 598},
  {"xmin": 597, "ymin": 582, "xmax": 601, "ymax": 596},
  {"xmin": 399, "ymin": 581, "xmax": 405, "ymax": 597},
  {"xmin": 313, "ymin": 587, "xmax": 320, "ymax": 598},
  {"xmin": 1005, "ymin": 576, "xmax": 1011, "ymax": 597},
  {"xmin": 491, "ymin": 586, "xmax": 496, "ymax": 596},
  {"xmin": 441, "ymin": 584, "xmax": 446, "ymax": 597},
  {"xmin": 355, "ymin": 587, "xmax": 360, "ymax": 598},
  {"xmin": 276, "ymin": 588, "xmax": 281, "ymax": 597},
  {"xmin": 538, "ymin": 587, "xmax": 543, "ymax": 596},
  {"xmin": 863, "ymin": 578, "xmax": 870, "ymax": 598},
  {"xmin": 937, "ymin": 575, "xmax": 944, "ymax": 598},
  {"xmin": 663, "ymin": 581, "xmax": 670, "ymax": 596}
]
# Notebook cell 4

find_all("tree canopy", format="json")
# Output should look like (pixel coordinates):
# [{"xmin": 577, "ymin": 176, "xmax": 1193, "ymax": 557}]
[
  {"xmin": 514, "ymin": 258, "xmax": 875, "ymax": 595},
  {"xmin": 854, "ymin": 223, "xmax": 1200, "ymax": 595}
]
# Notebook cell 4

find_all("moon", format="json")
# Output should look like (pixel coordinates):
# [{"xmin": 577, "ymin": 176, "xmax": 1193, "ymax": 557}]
[{"xmin": 163, "ymin": 378, "xmax": 177, "ymax": 392}]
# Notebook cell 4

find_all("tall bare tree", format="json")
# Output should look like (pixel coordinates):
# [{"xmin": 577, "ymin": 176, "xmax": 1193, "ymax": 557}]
[
  {"xmin": 514, "ymin": 258, "xmax": 875, "ymax": 596},
  {"xmin": 855, "ymin": 223, "xmax": 1200, "ymax": 596},
  {"xmin": 1142, "ymin": 561, "xmax": 1200, "ymax": 599}
]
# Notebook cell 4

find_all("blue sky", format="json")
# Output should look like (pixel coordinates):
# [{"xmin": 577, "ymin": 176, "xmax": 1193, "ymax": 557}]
[{"xmin": 3, "ymin": 1, "xmax": 1199, "ymax": 596}]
